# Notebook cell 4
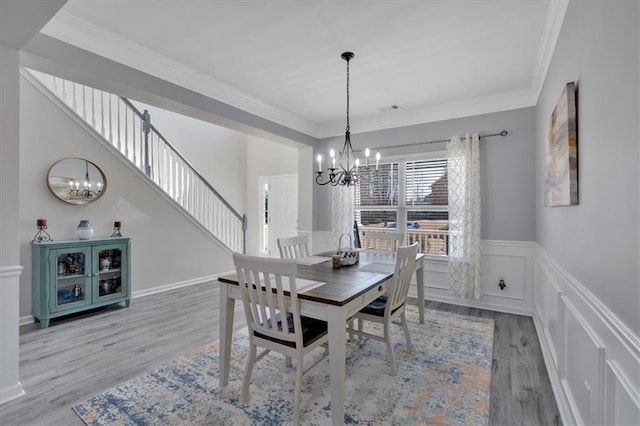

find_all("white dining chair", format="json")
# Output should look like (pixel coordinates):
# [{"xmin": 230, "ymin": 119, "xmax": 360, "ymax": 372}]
[
  {"xmin": 277, "ymin": 235, "xmax": 311, "ymax": 259},
  {"xmin": 232, "ymin": 253, "xmax": 329, "ymax": 425},
  {"xmin": 363, "ymin": 231, "xmax": 403, "ymax": 251},
  {"xmin": 346, "ymin": 242, "xmax": 419, "ymax": 376}
]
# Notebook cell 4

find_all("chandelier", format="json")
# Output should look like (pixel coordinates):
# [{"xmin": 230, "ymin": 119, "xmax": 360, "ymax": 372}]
[{"xmin": 315, "ymin": 52, "xmax": 380, "ymax": 187}]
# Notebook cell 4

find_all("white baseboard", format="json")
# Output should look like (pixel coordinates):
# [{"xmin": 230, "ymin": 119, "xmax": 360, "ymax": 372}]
[
  {"xmin": 131, "ymin": 272, "xmax": 232, "ymax": 298},
  {"xmin": 19, "ymin": 271, "xmax": 234, "ymax": 326}
]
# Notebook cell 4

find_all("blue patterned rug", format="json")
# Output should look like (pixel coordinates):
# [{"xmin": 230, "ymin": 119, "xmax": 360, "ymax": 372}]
[{"xmin": 73, "ymin": 306, "xmax": 494, "ymax": 425}]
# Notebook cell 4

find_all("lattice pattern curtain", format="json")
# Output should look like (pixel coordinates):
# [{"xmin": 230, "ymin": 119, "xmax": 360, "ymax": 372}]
[
  {"xmin": 332, "ymin": 184, "xmax": 354, "ymax": 250},
  {"xmin": 447, "ymin": 133, "xmax": 481, "ymax": 299}
]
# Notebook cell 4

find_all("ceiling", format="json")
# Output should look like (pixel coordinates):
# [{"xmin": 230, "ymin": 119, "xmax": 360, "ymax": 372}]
[{"xmin": 40, "ymin": 1, "xmax": 563, "ymax": 139}]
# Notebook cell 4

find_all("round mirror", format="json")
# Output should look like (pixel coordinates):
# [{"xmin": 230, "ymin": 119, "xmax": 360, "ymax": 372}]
[{"xmin": 47, "ymin": 158, "xmax": 107, "ymax": 205}]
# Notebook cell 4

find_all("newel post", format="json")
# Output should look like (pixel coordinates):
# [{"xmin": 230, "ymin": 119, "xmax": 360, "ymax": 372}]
[{"xmin": 142, "ymin": 109, "xmax": 151, "ymax": 177}]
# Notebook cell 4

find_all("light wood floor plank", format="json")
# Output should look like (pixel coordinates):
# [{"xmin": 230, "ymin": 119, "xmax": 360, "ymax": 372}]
[{"xmin": 1, "ymin": 283, "xmax": 561, "ymax": 425}]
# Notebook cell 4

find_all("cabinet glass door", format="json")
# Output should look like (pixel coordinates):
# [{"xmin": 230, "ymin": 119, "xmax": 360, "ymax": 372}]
[
  {"xmin": 52, "ymin": 248, "xmax": 91, "ymax": 311},
  {"xmin": 96, "ymin": 247, "xmax": 124, "ymax": 300}
]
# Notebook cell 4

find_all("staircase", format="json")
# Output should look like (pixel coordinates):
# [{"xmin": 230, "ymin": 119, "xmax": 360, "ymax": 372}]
[{"xmin": 23, "ymin": 68, "xmax": 246, "ymax": 254}]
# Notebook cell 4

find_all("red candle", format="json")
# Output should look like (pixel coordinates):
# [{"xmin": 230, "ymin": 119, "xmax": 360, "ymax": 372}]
[
  {"xmin": 37, "ymin": 218, "xmax": 46, "ymax": 227},
  {"xmin": 114, "ymin": 221, "xmax": 122, "ymax": 228}
]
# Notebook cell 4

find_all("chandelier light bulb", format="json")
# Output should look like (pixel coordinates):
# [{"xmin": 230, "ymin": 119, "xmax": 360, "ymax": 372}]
[
  {"xmin": 376, "ymin": 152, "xmax": 381, "ymax": 170},
  {"xmin": 317, "ymin": 154, "xmax": 323, "ymax": 172}
]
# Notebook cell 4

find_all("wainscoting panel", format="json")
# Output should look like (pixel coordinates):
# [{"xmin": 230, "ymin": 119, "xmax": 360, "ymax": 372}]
[
  {"xmin": 422, "ymin": 240, "xmax": 535, "ymax": 316},
  {"xmin": 546, "ymin": 272, "xmax": 564, "ymax": 372},
  {"xmin": 563, "ymin": 298, "xmax": 606, "ymax": 424},
  {"xmin": 534, "ymin": 247, "xmax": 640, "ymax": 426}
]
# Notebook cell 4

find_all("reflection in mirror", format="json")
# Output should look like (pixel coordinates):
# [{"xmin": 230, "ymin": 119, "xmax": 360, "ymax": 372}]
[{"xmin": 47, "ymin": 158, "xmax": 107, "ymax": 205}]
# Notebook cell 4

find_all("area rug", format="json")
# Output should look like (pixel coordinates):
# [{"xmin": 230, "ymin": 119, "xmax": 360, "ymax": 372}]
[{"xmin": 73, "ymin": 306, "xmax": 494, "ymax": 425}]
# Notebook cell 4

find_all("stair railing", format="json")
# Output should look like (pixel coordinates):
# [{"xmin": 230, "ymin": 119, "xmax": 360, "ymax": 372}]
[{"xmin": 25, "ymin": 68, "xmax": 247, "ymax": 254}]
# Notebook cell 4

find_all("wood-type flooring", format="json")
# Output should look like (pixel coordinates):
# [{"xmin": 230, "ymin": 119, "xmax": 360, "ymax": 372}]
[{"xmin": 1, "ymin": 282, "xmax": 561, "ymax": 425}]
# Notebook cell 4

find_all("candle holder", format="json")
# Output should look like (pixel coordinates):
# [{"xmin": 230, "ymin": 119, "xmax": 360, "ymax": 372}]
[
  {"xmin": 111, "ymin": 221, "xmax": 122, "ymax": 238},
  {"xmin": 33, "ymin": 219, "xmax": 53, "ymax": 242}
]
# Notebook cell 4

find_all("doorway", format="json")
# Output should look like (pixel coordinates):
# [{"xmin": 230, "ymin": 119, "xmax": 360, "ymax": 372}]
[{"xmin": 259, "ymin": 174, "xmax": 298, "ymax": 257}]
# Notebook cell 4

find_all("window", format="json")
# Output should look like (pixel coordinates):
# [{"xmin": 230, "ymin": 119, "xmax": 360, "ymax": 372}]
[{"xmin": 354, "ymin": 156, "xmax": 449, "ymax": 255}]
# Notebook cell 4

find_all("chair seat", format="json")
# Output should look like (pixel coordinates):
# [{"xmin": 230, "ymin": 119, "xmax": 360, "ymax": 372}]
[
  {"xmin": 255, "ymin": 313, "xmax": 328, "ymax": 348},
  {"xmin": 359, "ymin": 295, "xmax": 402, "ymax": 317}
]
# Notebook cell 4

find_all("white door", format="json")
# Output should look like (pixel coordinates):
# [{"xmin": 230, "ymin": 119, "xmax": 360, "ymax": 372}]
[{"xmin": 259, "ymin": 174, "xmax": 298, "ymax": 257}]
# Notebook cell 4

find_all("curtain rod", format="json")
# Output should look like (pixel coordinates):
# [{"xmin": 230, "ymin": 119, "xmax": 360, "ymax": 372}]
[{"xmin": 363, "ymin": 129, "xmax": 508, "ymax": 152}]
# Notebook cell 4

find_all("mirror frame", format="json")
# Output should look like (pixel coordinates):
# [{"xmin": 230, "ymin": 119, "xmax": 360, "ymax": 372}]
[{"xmin": 47, "ymin": 158, "xmax": 107, "ymax": 205}]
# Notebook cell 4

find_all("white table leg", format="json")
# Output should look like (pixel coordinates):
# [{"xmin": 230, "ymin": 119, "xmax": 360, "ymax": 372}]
[
  {"xmin": 416, "ymin": 260, "xmax": 425, "ymax": 324},
  {"xmin": 219, "ymin": 283, "xmax": 235, "ymax": 387},
  {"xmin": 327, "ymin": 304, "xmax": 347, "ymax": 425}
]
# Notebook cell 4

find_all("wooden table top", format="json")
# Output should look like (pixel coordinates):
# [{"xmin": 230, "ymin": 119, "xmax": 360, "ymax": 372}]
[{"xmin": 218, "ymin": 250, "xmax": 424, "ymax": 307}]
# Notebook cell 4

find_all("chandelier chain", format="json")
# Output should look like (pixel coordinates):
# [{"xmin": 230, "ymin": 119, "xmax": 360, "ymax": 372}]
[{"xmin": 346, "ymin": 56, "xmax": 350, "ymax": 132}]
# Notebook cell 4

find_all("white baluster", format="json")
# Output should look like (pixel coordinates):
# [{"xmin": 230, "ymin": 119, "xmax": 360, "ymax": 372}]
[
  {"xmin": 91, "ymin": 88, "xmax": 96, "ymax": 128},
  {"xmin": 82, "ymin": 85, "xmax": 87, "ymax": 120},
  {"xmin": 108, "ymin": 94, "xmax": 113, "ymax": 144},
  {"xmin": 132, "ymin": 111, "xmax": 138, "ymax": 165},
  {"xmin": 72, "ymin": 82, "xmax": 77, "ymax": 111},
  {"xmin": 117, "ymin": 100, "xmax": 121, "ymax": 151}
]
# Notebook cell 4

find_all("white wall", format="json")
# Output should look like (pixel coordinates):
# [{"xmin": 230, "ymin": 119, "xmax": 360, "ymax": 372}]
[
  {"xmin": 534, "ymin": 1, "xmax": 639, "ymax": 424},
  {"xmin": 245, "ymin": 135, "xmax": 299, "ymax": 256},
  {"xmin": 18, "ymin": 75, "xmax": 236, "ymax": 319},
  {"xmin": 0, "ymin": 42, "xmax": 25, "ymax": 404}
]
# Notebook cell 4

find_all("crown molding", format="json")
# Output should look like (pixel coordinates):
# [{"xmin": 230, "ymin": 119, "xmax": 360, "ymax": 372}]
[
  {"xmin": 40, "ymin": 11, "xmax": 323, "ymax": 137},
  {"xmin": 530, "ymin": 0, "xmax": 570, "ymax": 104},
  {"xmin": 317, "ymin": 88, "xmax": 537, "ymax": 138}
]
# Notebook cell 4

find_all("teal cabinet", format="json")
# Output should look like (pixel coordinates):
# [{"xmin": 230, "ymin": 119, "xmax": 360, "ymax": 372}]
[{"xmin": 32, "ymin": 237, "xmax": 131, "ymax": 328}]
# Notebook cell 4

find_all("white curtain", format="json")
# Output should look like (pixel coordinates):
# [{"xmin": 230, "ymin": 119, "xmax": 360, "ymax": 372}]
[
  {"xmin": 447, "ymin": 133, "xmax": 481, "ymax": 299},
  {"xmin": 332, "ymin": 184, "xmax": 354, "ymax": 250}
]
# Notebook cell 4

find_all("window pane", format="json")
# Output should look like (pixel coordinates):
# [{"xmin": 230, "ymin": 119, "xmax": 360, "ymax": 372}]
[
  {"xmin": 354, "ymin": 209, "xmax": 397, "ymax": 249},
  {"xmin": 405, "ymin": 159, "xmax": 448, "ymax": 255},
  {"xmin": 406, "ymin": 212, "xmax": 449, "ymax": 255},
  {"xmin": 353, "ymin": 158, "xmax": 449, "ymax": 256},
  {"xmin": 355, "ymin": 163, "xmax": 399, "ymax": 206},
  {"xmin": 406, "ymin": 159, "xmax": 447, "ymax": 206},
  {"xmin": 355, "ymin": 209, "xmax": 397, "ymax": 228}
]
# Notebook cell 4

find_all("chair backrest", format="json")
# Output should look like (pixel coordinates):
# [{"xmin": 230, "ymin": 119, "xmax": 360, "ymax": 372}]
[
  {"xmin": 277, "ymin": 235, "xmax": 310, "ymax": 259},
  {"xmin": 363, "ymin": 231, "xmax": 403, "ymax": 251},
  {"xmin": 233, "ymin": 253, "xmax": 303, "ymax": 347},
  {"xmin": 387, "ymin": 242, "xmax": 419, "ymax": 313}
]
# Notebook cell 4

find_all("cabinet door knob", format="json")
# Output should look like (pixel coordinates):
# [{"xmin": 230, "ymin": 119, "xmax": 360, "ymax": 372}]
[{"xmin": 93, "ymin": 273, "xmax": 98, "ymax": 277}]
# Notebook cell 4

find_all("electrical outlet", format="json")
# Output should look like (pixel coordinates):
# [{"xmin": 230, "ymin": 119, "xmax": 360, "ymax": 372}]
[{"xmin": 498, "ymin": 277, "xmax": 506, "ymax": 290}]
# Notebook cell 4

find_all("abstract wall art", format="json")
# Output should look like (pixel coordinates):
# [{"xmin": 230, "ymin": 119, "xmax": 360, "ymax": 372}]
[{"xmin": 545, "ymin": 81, "xmax": 578, "ymax": 206}]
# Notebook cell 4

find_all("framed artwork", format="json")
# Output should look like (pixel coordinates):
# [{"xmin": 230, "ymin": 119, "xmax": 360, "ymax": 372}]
[{"xmin": 545, "ymin": 81, "xmax": 578, "ymax": 206}]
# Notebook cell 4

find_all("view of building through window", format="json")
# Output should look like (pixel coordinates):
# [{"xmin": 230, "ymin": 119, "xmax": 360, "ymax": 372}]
[{"xmin": 355, "ymin": 158, "xmax": 449, "ymax": 255}]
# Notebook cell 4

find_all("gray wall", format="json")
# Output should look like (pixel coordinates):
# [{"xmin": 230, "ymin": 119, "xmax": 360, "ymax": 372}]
[
  {"xmin": 535, "ymin": 1, "xmax": 639, "ymax": 333},
  {"xmin": 18, "ymin": 76, "xmax": 235, "ymax": 318},
  {"xmin": 313, "ymin": 107, "xmax": 536, "ymax": 242}
]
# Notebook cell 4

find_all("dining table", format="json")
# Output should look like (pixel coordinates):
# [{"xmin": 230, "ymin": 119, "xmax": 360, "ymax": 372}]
[{"xmin": 217, "ymin": 249, "xmax": 425, "ymax": 424}]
